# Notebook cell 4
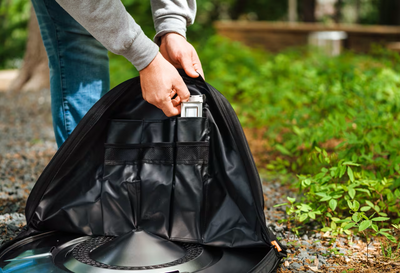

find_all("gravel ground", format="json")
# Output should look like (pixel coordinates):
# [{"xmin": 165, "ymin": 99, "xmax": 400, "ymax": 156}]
[
  {"xmin": 0, "ymin": 88, "xmax": 56, "ymax": 244},
  {"xmin": 263, "ymin": 181, "xmax": 341, "ymax": 273},
  {"xmin": 0, "ymin": 87, "xmax": 398, "ymax": 272}
]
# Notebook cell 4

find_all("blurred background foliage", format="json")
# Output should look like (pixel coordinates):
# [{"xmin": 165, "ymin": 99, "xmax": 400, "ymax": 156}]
[{"xmin": 2, "ymin": 0, "xmax": 399, "ymax": 71}]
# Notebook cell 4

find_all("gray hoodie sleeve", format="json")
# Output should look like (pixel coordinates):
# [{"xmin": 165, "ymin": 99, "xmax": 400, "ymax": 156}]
[
  {"xmin": 151, "ymin": 0, "xmax": 196, "ymax": 45},
  {"xmin": 55, "ymin": 0, "xmax": 196, "ymax": 71},
  {"xmin": 54, "ymin": 0, "xmax": 156, "ymax": 71}
]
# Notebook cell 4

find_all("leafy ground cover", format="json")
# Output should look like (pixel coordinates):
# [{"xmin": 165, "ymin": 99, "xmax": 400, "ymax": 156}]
[{"xmin": 196, "ymin": 36, "xmax": 400, "ymax": 269}]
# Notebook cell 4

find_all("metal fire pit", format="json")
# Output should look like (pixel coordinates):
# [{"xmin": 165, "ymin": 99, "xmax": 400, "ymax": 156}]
[{"xmin": 0, "ymin": 230, "xmax": 268, "ymax": 273}]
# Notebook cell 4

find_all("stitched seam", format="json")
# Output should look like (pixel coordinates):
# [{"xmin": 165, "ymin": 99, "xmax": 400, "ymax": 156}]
[{"xmin": 43, "ymin": 0, "xmax": 69, "ymax": 135}]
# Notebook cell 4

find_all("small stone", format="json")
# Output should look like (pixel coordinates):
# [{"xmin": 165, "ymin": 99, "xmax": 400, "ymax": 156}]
[
  {"xmin": 314, "ymin": 241, "xmax": 322, "ymax": 248},
  {"xmin": 290, "ymin": 262, "xmax": 302, "ymax": 270},
  {"xmin": 7, "ymin": 224, "xmax": 19, "ymax": 232},
  {"xmin": 302, "ymin": 234, "xmax": 308, "ymax": 240}
]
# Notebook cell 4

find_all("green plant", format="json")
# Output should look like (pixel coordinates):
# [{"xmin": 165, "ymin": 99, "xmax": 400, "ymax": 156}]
[
  {"xmin": 275, "ymin": 147, "xmax": 399, "ymax": 241},
  {"xmin": 380, "ymin": 240, "xmax": 400, "ymax": 260},
  {"xmin": 197, "ymin": 37, "xmax": 400, "ymax": 236},
  {"xmin": 0, "ymin": 0, "xmax": 30, "ymax": 68}
]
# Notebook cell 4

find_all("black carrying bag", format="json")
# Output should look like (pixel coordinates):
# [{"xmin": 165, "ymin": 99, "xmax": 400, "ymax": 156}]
[{"xmin": 0, "ymin": 71, "xmax": 286, "ymax": 272}]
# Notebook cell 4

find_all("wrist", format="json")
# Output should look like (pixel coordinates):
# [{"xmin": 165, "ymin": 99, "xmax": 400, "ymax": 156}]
[{"xmin": 160, "ymin": 32, "xmax": 186, "ymax": 44}]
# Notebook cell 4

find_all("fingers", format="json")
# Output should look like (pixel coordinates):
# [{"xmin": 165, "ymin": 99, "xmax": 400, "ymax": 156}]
[
  {"xmin": 180, "ymin": 51, "xmax": 199, "ymax": 78},
  {"xmin": 173, "ymin": 77, "xmax": 190, "ymax": 103},
  {"xmin": 192, "ymin": 52, "xmax": 205, "ymax": 80},
  {"xmin": 171, "ymin": 94, "xmax": 181, "ymax": 107},
  {"xmin": 139, "ymin": 52, "xmax": 190, "ymax": 117},
  {"xmin": 160, "ymin": 99, "xmax": 180, "ymax": 117}
]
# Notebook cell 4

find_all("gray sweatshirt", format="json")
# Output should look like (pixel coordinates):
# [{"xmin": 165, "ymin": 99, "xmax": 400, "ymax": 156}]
[{"xmin": 55, "ymin": 0, "xmax": 196, "ymax": 71}]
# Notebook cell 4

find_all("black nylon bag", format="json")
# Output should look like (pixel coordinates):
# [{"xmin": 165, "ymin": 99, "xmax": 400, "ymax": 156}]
[{"xmin": 1, "ymin": 71, "xmax": 286, "ymax": 272}]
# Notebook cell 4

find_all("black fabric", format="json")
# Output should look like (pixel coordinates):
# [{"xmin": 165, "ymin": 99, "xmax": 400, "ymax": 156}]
[{"xmin": 1, "ymin": 71, "xmax": 286, "ymax": 271}]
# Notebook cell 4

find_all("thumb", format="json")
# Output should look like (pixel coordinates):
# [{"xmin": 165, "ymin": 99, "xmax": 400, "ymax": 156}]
[
  {"xmin": 173, "ymin": 77, "xmax": 190, "ymax": 103},
  {"xmin": 180, "ymin": 53, "xmax": 199, "ymax": 78}
]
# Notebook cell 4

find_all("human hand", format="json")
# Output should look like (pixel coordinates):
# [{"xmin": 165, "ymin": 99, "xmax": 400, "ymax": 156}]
[
  {"xmin": 160, "ymin": 33, "xmax": 204, "ymax": 79},
  {"xmin": 139, "ymin": 52, "xmax": 190, "ymax": 117}
]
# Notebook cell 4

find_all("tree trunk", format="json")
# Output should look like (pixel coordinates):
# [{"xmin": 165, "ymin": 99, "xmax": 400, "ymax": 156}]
[
  {"xmin": 302, "ymin": 0, "xmax": 316, "ymax": 22},
  {"xmin": 230, "ymin": 0, "xmax": 248, "ymax": 20},
  {"xmin": 355, "ymin": 0, "xmax": 361, "ymax": 24},
  {"xmin": 379, "ymin": 0, "xmax": 400, "ymax": 26},
  {"xmin": 334, "ymin": 0, "xmax": 343, "ymax": 23},
  {"xmin": 288, "ymin": 0, "xmax": 298, "ymax": 22},
  {"xmin": 9, "ymin": 5, "xmax": 49, "ymax": 92}
]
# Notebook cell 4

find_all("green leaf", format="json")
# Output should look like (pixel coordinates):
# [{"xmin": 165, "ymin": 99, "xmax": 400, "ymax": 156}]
[
  {"xmin": 348, "ymin": 188, "xmax": 356, "ymax": 199},
  {"xmin": 360, "ymin": 206, "xmax": 371, "ymax": 212},
  {"xmin": 276, "ymin": 144, "xmax": 292, "ymax": 156},
  {"xmin": 302, "ymin": 179, "xmax": 312, "ymax": 187},
  {"xmin": 347, "ymin": 200, "xmax": 354, "ymax": 210},
  {"xmin": 347, "ymin": 167, "xmax": 354, "ymax": 182},
  {"xmin": 315, "ymin": 192, "xmax": 329, "ymax": 197},
  {"xmin": 352, "ymin": 213, "xmax": 361, "ymax": 223},
  {"xmin": 356, "ymin": 188, "xmax": 371, "ymax": 196},
  {"xmin": 300, "ymin": 204, "xmax": 312, "ymax": 212},
  {"xmin": 372, "ymin": 217, "xmax": 390, "ymax": 221},
  {"xmin": 331, "ymin": 217, "xmax": 341, "ymax": 222},
  {"xmin": 366, "ymin": 200, "xmax": 374, "ymax": 207},
  {"xmin": 379, "ymin": 232, "xmax": 397, "ymax": 243},
  {"xmin": 273, "ymin": 203, "xmax": 289, "ymax": 207},
  {"xmin": 287, "ymin": 197, "xmax": 296, "ymax": 203},
  {"xmin": 308, "ymin": 211, "xmax": 316, "ymax": 219},
  {"xmin": 378, "ymin": 212, "xmax": 388, "ymax": 217},
  {"xmin": 353, "ymin": 200, "xmax": 360, "ymax": 212},
  {"xmin": 329, "ymin": 199, "xmax": 337, "ymax": 211},
  {"xmin": 380, "ymin": 229, "xmax": 391, "ymax": 232},
  {"xmin": 344, "ymin": 223, "xmax": 356, "ymax": 230},
  {"xmin": 374, "ymin": 205, "xmax": 380, "ymax": 213},
  {"xmin": 359, "ymin": 220, "xmax": 372, "ymax": 232},
  {"xmin": 320, "ymin": 196, "xmax": 332, "ymax": 201},
  {"xmin": 321, "ymin": 227, "xmax": 331, "ymax": 232},
  {"xmin": 342, "ymin": 161, "xmax": 360, "ymax": 166},
  {"xmin": 339, "ymin": 166, "xmax": 346, "ymax": 178},
  {"xmin": 299, "ymin": 214, "xmax": 308, "ymax": 222},
  {"xmin": 371, "ymin": 224, "xmax": 378, "ymax": 232}
]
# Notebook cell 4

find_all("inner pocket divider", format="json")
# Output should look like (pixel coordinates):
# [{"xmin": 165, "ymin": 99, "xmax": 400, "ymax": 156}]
[
  {"xmin": 103, "ymin": 142, "xmax": 174, "ymax": 238},
  {"xmin": 170, "ymin": 141, "xmax": 209, "ymax": 242}
]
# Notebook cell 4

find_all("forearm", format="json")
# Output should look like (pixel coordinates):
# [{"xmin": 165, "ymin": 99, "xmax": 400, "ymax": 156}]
[
  {"xmin": 55, "ymin": 0, "xmax": 158, "ymax": 71},
  {"xmin": 150, "ymin": 0, "xmax": 196, "ymax": 45}
]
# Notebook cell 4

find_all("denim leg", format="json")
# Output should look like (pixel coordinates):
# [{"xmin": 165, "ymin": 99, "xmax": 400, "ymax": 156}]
[{"xmin": 31, "ymin": 0, "xmax": 110, "ymax": 148}]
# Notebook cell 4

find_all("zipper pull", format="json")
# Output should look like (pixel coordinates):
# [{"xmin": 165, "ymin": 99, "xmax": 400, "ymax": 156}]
[{"xmin": 271, "ymin": 240, "xmax": 282, "ymax": 252}]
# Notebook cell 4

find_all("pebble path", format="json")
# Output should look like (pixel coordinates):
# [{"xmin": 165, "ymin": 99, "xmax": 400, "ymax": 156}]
[{"xmin": 0, "ymin": 88, "xmax": 56, "ymax": 245}]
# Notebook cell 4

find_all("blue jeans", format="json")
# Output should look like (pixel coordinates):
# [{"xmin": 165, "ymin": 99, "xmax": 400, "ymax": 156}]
[{"xmin": 32, "ymin": 0, "xmax": 110, "ymax": 148}]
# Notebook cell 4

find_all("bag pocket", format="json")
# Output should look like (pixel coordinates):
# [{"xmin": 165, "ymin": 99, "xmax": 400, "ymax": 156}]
[
  {"xmin": 102, "ymin": 143, "xmax": 174, "ymax": 238},
  {"xmin": 106, "ymin": 118, "xmax": 176, "ymax": 144},
  {"xmin": 170, "ymin": 142, "xmax": 209, "ymax": 242},
  {"xmin": 176, "ymin": 117, "xmax": 208, "ymax": 142}
]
